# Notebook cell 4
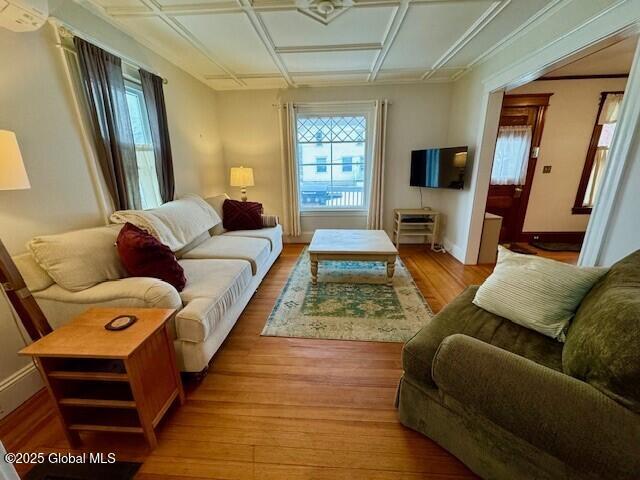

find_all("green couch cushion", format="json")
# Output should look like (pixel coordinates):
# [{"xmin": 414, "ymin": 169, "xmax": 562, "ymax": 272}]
[
  {"xmin": 563, "ymin": 249, "xmax": 640, "ymax": 412},
  {"xmin": 402, "ymin": 286, "xmax": 563, "ymax": 388}
]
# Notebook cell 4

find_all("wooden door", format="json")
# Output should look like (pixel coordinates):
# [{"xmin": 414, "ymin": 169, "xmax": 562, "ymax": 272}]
[{"xmin": 485, "ymin": 94, "xmax": 551, "ymax": 243}]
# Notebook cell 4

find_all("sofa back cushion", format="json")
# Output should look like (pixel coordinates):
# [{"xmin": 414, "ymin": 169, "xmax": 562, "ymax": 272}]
[
  {"xmin": 116, "ymin": 223, "xmax": 186, "ymax": 291},
  {"xmin": 223, "ymin": 199, "xmax": 263, "ymax": 231},
  {"xmin": 563, "ymin": 249, "xmax": 640, "ymax": 412},
  {"xmin": 28, "ymin": 225, "xmax": 125, "ymax": 292},
  {"xmin": 110, "ymin": 194, "xmax": 221, "ymax": 252},
  {"xmin": 204, "ymin": 194, "xmax": 230, "ymax": 235}
]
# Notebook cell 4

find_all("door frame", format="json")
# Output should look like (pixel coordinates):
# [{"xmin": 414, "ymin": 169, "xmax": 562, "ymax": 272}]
[
  {"xmin": 464, "ymin": 17, "xmax": 640, "ymax": 266},
  {"xmin": 486, "ymin": 94, "xmax": 551, "ymax": 242}
]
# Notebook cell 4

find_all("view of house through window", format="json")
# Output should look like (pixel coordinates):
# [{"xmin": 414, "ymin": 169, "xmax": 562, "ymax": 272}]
[
  {"xmin": 124, "ymin": 81, "xmax": 162, "ymax": 210},
  {"xmin": 296, "ymin": 114, "xmax": 367, "ymax": 210}
]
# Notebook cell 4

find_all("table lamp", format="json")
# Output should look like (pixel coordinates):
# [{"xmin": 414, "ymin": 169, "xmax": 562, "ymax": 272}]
[
  {"xmin": 230, "ymin": 166, "xmax": 255, "ymax": 202},
  {"xmin": 0, "ymin": 130, "xmax": 31, "ymax": 190}
]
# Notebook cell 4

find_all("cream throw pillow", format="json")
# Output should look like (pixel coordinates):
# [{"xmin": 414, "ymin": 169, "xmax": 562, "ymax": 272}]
[
  {"xmin": 473, "ymin": 246, "xmax": 607, "ymax": 341},
  {"xmin": 28, "ymin": 225, "xmax": 125, "ymax": 292}
]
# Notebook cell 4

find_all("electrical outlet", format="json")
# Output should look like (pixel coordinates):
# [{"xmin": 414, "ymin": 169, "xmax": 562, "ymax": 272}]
[{"xmin": 542, "ymin": 165, "xmax": 552, "ymax": 174}]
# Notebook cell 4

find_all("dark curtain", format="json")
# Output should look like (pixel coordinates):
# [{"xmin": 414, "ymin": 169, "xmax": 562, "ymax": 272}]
[
  {"xmin": 74, "ymin": 37, "xmax": 141, "ymax": 210},
  {"xmin": 139, "ymin": 69, "xmax": 175, "ymax": 203}
]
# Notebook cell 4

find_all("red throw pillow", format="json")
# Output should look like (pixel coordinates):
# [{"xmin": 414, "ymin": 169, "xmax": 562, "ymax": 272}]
[
  {"xmin": 223, "ymin": 199, "xmax": 263, "ymax": 231},
  {"xmin": 116, "ymin": 223, "xmax": 186, "ymax": 291}
]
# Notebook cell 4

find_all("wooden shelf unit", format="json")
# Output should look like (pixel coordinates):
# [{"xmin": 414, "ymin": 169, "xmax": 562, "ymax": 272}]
[
  {"xmin": 392, "ymin": 208, "xmax": 441, "ymax": 249},
  {"xmin": 20, "ymin": 308, "xmax": 184, "ymax": 449}
]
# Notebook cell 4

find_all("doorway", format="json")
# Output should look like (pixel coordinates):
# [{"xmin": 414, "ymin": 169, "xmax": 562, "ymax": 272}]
[
  {"xmin": 485, "ymin": 94, "xmax": 550, "ymax": 245},
  {"xmin": 478, "ymin": 35, "xmax": 637, "ymax": 264}
]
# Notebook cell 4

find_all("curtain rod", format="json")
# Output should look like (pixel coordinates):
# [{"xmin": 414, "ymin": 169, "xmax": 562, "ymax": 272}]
[
  {"xmin": 48, "ymin": 17, "xmax": 168, "ymax": 85},
  {"xmin": 272, "ymin": 99, "xmax": 392, "ymax": 107}
]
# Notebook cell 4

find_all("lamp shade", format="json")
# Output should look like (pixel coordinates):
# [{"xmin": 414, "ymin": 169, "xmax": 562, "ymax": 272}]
[
  {"xmin": 0, "ymin": 130, "xmax": 30, "ymax": 190},
  {"xmin": 229, "ymin": 166, "xmax": 255, "ymax": 187}
]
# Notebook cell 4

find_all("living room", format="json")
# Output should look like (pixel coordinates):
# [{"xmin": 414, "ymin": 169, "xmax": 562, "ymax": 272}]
[{"xmin": 1, "ymin": 1, "xmax": 639, "ymax": 479}]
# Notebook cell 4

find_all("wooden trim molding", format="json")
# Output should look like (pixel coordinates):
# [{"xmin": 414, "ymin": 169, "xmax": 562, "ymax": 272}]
[
  {"xmin": 502, "ymin": 93, "xmax": 553, "ymax": 108},
  {"xmin": 572, "ymin": 90, "xmax": 625, "ymax": 215},
  {"xmin": 537, "ymin": 73, "xmax": 629, "ymax": 81}
]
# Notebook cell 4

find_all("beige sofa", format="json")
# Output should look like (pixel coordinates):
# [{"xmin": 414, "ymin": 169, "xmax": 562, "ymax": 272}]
[{"xmin": 13, "ymin": 194, "xmax": 282, "ymax": 373}]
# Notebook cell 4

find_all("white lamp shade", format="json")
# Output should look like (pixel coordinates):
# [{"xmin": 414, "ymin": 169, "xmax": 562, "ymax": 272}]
[
  {"xmin": 0, "ymin": 130, "xmax": 30, "ymax": 190},
  {"xmin": 229, "ymin": 166, "xmax": 255, "ymax": 187}
]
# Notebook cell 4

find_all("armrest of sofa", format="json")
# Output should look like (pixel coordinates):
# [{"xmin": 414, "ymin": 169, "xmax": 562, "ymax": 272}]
[
  {"xmin": 432, "ymin": 334, "xmax": 640, "ymax": 478},
  {"xmin": 35, "ymin": 276, "xmax": 182, "ymax": 309}
]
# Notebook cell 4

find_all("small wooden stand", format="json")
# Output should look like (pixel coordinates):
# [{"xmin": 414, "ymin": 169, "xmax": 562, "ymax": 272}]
[
  {"xmin": 392, "ymin": 208, "xmax": 441, "ymax": 249},
  {"xmin": 19, "ymin": 307, "xmax": 184, "ymax": 449}
]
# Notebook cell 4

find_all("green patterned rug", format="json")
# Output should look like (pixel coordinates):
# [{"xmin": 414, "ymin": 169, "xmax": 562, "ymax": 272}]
[{"xmin": 261, "ymin": 249, "xmax": 434, "ymax": 342}]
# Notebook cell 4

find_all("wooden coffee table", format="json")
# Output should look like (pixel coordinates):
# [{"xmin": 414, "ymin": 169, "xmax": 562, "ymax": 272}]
[{"xmin": 308, "ymin": 229, "xmax": 398, "ymax": 286}]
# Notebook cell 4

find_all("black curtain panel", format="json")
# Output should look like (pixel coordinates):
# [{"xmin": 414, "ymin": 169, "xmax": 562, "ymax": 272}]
[
  {"xmin": 139, "ymin": 69, "xmax": 175, "ymax": 203},
  {"xmin": 74, "ymin": 37, "xmax": 141, "ymax": 210}
]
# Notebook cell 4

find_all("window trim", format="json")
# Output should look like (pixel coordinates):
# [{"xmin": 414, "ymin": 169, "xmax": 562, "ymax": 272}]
[
  {"xmin": 295, "ymin": 103, "xmax": 375, "ymax": 213},
  {"xmin": 572, "ymin": 90, "xmax": 624, "ymax": 215}
]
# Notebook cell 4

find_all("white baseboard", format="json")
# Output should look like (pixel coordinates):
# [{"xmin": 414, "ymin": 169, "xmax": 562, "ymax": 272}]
[
  {"xmin": 444, "ymin": 237, "xmax": 466, "ymax": 263},
  {"xmin": 0, "ymin": 363, "xmax": 43, "ymax": 420}
]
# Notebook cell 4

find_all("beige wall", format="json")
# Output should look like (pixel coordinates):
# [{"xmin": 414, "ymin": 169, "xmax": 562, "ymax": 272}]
[
  {"xmin": 510, "ymin": 78, "xmax": 628, "ymax": 233},
  {"xmin": 216, "ymin": 83, "xmax": 453, "ymax": 241},
  {"xmin": 0, "ymin": 2, "xmax": 224, "ymax": 417}
]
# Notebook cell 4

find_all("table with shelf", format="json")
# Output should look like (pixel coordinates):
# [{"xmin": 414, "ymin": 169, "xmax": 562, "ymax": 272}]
[
  {"xmin": 19, "ymin": 307, "xmax": 184, "ymax": 449},
  {"xmin": 392, "ymin": 208, "xmax": 441, "ymax": 249}
]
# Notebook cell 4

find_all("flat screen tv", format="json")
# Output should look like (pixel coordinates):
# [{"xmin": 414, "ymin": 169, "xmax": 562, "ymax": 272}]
[{"xmin": 410, "ymin": 146, "xmax": 468, "ymax": 189}]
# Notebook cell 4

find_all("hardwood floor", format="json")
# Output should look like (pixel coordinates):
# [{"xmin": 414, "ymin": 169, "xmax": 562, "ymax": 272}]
[{"xmin": 0, "ymin": 244, "xmax": 498, "ymax": 479}]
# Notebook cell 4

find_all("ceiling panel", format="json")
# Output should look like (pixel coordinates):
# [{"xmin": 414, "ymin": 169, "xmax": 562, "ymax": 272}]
[
  {"xmin": 117, "ymin": 16, "xmax": 226, "ymax": 76},
  {"xmin": 282, "ymin": 50, "xmax": 377, "ymax": 72},
  {"xmin": 175, "ymin": 12, "xmax": 279, "ymax": 74},
  {"xmin": 546, "ymin": 35, "xmax": 637, "ymax": 77},
  {"xmin": 383, "ymin": 1, "xmax": 495, "ymax": 70},
  {"xmin": 445, "ymin": 0, "xmax": 555, "ymax": 67},
  {"xmin": 260, "ymin": 6, "xmax": 395, "ymax": 47}
]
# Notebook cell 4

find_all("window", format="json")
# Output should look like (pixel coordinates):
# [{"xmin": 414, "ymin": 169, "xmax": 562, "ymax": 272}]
[
  {"xmin": 490, "ymin": 125, "xmax": 532, "ymax": 185},
  {"xmin": 296, "ymin": 113, "xmax": 369, "ymax": 210},
  {"xmin": 573, "ymin": 91, "xmax": 624, "ymax": 214},
  {"xmin": 341, "ymin": 156, "xmax": 353, "ymax": 172},
  {"xmin": 315, "ymin": 157, "xmax": 328, "ymax": 173},
  {"xmin": 124, "ymin": 81, "xmax": 162, "ymax": 209}
]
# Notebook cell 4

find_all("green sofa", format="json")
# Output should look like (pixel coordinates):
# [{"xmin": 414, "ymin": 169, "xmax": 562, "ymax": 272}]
[{"xmin": 397, "ymin": 250, "xmax": 640, "ymax": 480}]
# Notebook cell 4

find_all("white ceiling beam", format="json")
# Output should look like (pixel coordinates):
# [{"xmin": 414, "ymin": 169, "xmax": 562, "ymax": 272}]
[
  {"xmin": 368, "ymin": 0, "xmax": 411, "ymax": 82},
  {"xmin": 421, "ymin": 0, "xmax": 510, "ymax": 80},
  {"xmin": 237, "ymin": 0, "xmax": 296, "ymax": 87},
  {"xmin": 136, "ymin": 0, "xmax": 246, "ymax": 87},
  {"xmin": 276, "ymin": 43, "xmax": 383, "ymax": 54}
]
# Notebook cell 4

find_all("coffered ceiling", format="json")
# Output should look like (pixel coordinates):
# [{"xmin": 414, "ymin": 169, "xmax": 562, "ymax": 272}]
[{"xmin": 79, "ymin": 0, "xmax": 559, "ymax": 90}]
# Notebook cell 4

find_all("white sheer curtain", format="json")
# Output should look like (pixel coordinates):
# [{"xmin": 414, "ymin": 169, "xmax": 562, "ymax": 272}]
[
  {"xmin": 279, "ymin": 103, "xmax": 301, "ymax": 237},
  {"xmin": 491, "ymin": 125, "xmax": 533, "ymax": 185},
  {"xmin": 136, "ymin": 147, "xmax": 162, "ymax": 210},
  {"xmin": 367, "ymin": 100, "xmax": 388, "ymax": 230},
  {"xmin": 582, "ymin": 93, "xmax": 624, "ymax": 207}
]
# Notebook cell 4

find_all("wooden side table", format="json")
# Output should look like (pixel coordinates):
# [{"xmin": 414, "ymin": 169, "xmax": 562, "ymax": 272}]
[{"xmin": 20, "ymin": 307, "xmax": 184, "ymax": 449}]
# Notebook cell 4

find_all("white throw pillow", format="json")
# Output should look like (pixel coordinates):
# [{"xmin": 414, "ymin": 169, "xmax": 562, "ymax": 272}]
[
  {"xmin": 472, "ymin": 246, "xmax": 608, "ymax": 341},
  {"xmin": 28, "ymin": 225, "xmax": 125, "ymax": 292},
  {"xmin": 204, "ymin": 193, "xmax": 230, "ymax": 235}
]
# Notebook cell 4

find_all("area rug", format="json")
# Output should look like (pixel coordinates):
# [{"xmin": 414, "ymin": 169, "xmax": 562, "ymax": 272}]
[
  {"xmin": 530, "ymin": 241, "xmax": 582, "ymax": 252},
  {"xmin": 261, "ymin": 249, "xmax": 433, "ymax": 342}
]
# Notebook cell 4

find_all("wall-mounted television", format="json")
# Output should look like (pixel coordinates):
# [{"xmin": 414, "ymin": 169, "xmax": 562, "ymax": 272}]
[{"xmin": 410, "ymin": 146, "xmax": 468, "ymax": 190}]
